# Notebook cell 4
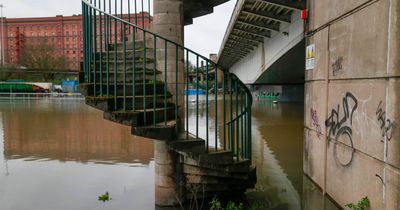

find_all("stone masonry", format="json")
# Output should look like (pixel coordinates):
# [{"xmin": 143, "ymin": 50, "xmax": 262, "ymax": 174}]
[{"xmin": 153, "ymin": 0, "xmax": 185, "ymax": 206}]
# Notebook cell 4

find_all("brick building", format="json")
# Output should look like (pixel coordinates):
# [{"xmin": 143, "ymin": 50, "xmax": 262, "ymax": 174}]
[{"xmin": 0, "ymin": 13, "xmax": 151, "ymax": 71}]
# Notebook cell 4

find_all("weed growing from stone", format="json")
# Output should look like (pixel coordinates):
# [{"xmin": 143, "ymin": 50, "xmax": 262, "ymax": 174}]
[{"xmin": 345, "ymin": 197, "xmax": 370, "ymax": 210}]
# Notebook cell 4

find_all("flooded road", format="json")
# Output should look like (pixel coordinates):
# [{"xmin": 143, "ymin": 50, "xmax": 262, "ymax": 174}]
[{"xmin": 0, "ymin": 98, "xmax": 339, "ymax": 210}]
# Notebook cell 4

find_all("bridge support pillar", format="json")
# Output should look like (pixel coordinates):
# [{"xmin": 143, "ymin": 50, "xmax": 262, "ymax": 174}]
[
  {"xmin": 154, "ymin": 141, "xmax": 183, "ymax": 206},
  {"xmin": 153, "ymin": 0, "xmax": 185, "ymax": 207}
]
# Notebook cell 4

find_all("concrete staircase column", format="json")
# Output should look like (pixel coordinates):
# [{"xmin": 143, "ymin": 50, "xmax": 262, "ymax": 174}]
[
  {"xmin": 154, "ymin": 0, "xmax": 185, "ymax": 130},
  {"xmin": 154, "ymin": 141, "xmax": 183, "ymax": 206},
  {"xmin": 153, "ymin": 0, "xmax": 185, "ymax": 207}
]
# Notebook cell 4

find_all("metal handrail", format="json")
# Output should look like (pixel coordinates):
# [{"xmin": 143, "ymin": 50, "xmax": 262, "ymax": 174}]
[{"xmin": 82, "ymin": 0, "xmax": 253, "ymax": 160}]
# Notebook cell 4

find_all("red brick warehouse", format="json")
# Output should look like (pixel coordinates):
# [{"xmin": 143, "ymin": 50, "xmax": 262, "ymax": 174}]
[{"xmin": 1, "ymin": 12, "xmax": 152, "ymax": 71}]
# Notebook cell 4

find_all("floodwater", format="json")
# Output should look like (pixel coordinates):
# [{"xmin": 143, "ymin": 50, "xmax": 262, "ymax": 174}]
[{"xmin": 0, "ymin": 98, "xmax": 339, "ymax": 210}]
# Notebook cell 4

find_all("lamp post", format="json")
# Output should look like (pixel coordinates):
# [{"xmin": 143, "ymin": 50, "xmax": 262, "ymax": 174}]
[{"xmin": 0, "ymin": 4, "xmax": 4, "ymax": 67}]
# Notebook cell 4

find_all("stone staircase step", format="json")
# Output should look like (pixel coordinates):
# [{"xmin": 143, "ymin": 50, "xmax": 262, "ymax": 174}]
[
  {"xmin": 96, "ymin": 75, "xmax": 161, "ymax": 84},
  {"xmin": 90, "ymin": 68, "xmax": 162, "ymax": 75},
  {"xmin": 92, "ymin": 61, "xmax": 155, "ymax": 75},
  {"xmin": 109, "ymin": 39, "xmax": 154, "ymax": 51},
  {"xmin": 93, "ymin": 62, "xmax": 156, "ymax": 72},
  {"xmin": 186, "ymin": 151, "xmax": 234, "ymax": 165},
  {"xmin": 170, "ymin": 140, "xmax": 205, "ymax": 154},
  {"xmin": 132, "ymin": 120, "xmax": 177, "ymax": 141},
  {"xmin": 104, "ymin": 107, "xmax": 175, "ymax": 126},
  {"xmin": 95, "ymin": 57, "xmax": 154, "ymax": 63},
  {"xmin": 95, "ymin": 48, "xmax": 154, "ymax": 60},
  {"xmin": 79, "ymin": 83, "xmax": 168, "ymax": 97},
  {"xmin": 183, "ymin": 158, "xmax": 251, "ymax": 173},
  {"xmin": 182, "ymin": 164, "xmax": 253, "ymax": 180},
  {"xmin": 84, "ymin": 95, "xmax": 173, "ymax": 111},
  {"xmin": 94, "ymin": 58, "xmax": 155, "ymax": 68}
]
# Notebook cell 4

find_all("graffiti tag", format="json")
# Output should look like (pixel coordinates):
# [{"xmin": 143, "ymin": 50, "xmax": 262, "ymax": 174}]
[
  {"xmin": 310, "ymin": 108, "xmax": 323, "ymax": 139},
  {"xmin": 376, "ymin": 101, "xmax": 396, "ymax": 142},
  {"xmin": 325, "ymin": 92, "xmax": 358, "ymax": 167},
  {"xmin": 332, "ymin": 56, "xmax": 344, "ymax": 76},
  {"xmin": 325, "ymin": 92, "xmax": 358, "ymax": 138}
]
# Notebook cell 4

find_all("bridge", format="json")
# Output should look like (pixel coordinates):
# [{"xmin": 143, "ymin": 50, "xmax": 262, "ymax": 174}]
[
  {"xmin": 218, "ymin": 0, "xmax": 306, "ymax": 102},
  {"xmin": 216, "ymin": 0, "xmax": 400, "ymax": 209},
  {"xmin": 79, "ymin": 0, "xmax": 255, "ymax": 206}
]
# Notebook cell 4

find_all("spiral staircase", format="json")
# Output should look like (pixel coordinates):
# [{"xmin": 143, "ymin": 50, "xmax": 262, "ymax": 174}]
[{"xmin": 79, "ymin": 0, "xmax": 255, "ymax": 205}]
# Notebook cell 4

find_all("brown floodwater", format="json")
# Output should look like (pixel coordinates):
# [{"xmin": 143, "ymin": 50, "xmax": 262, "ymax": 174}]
[{"xmin": 0, "ymin": 97, "xmax": 339, "ymax": 210}]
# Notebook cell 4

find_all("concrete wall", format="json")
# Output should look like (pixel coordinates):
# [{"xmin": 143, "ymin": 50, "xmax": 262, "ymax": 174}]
[
  {"xmin": 304, "ymin": 0, "xmax": 400, "ymax": 209},
  {"xmin": 230, "ymin": 11, "xmax": 304, "ymax": 84}
]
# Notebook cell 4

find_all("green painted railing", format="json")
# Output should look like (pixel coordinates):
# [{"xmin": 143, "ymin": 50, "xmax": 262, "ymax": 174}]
[{"xmin": 82, "ymin": 0, "xmax": 253, "ymax": 160}]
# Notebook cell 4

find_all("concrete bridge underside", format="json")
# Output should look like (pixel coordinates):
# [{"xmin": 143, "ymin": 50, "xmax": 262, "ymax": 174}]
[
  {"xmin": 254, "ymin": 39, "xmax": 304, "ymax": 85},
  {"xmin": 217, "ymin": 0, "xmax": 306, "ymax": 101}
]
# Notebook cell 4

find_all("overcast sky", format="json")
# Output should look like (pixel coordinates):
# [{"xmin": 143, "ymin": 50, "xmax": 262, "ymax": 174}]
[{"xmin": 0, "ymin": 0, "xmax": 235, "ymax": 58}]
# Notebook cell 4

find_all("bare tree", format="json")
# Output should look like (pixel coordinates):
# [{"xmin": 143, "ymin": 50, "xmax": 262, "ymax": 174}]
[{"xmin": 20, "ymin": 42, "xmax": 68, "ymax": 71}]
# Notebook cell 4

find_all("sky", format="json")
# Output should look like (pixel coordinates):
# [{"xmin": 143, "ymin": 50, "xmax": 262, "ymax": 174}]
[{"xmin": 0, "ymin": 0, "xmax": 236, "ymax": 58}]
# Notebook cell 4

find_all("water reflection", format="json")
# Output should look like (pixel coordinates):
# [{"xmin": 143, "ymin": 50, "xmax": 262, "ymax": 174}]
[
  {"xmin": 0, "ymin": 99, "xmax": 155, "ymax": 210},
  {"xmin": 1, "ymin": 99, "xmax": 153, "ymax": 164}
]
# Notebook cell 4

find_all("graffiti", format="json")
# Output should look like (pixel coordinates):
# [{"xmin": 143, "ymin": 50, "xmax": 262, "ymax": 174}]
[
  {"xmin": 332, "ymin": 56, "xmax": 344, "ymax": 76},
  {"xmin": 376, "ymin": 101, "xmax": 396, "ymax": 142},
  {"xmin": 326, "ymin": 92, "xmax": 358, "ymax": 138},
  {"xmin": 325, "ymin": 92, "xmax": 358, "ymax": 167},
  {"xmin": 258, "ymin": 91, "xmax": 280, "ymax": 100},
  {"xmin": 310, "ymin": 108, "xmax": 323, "ymax": 139}
]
